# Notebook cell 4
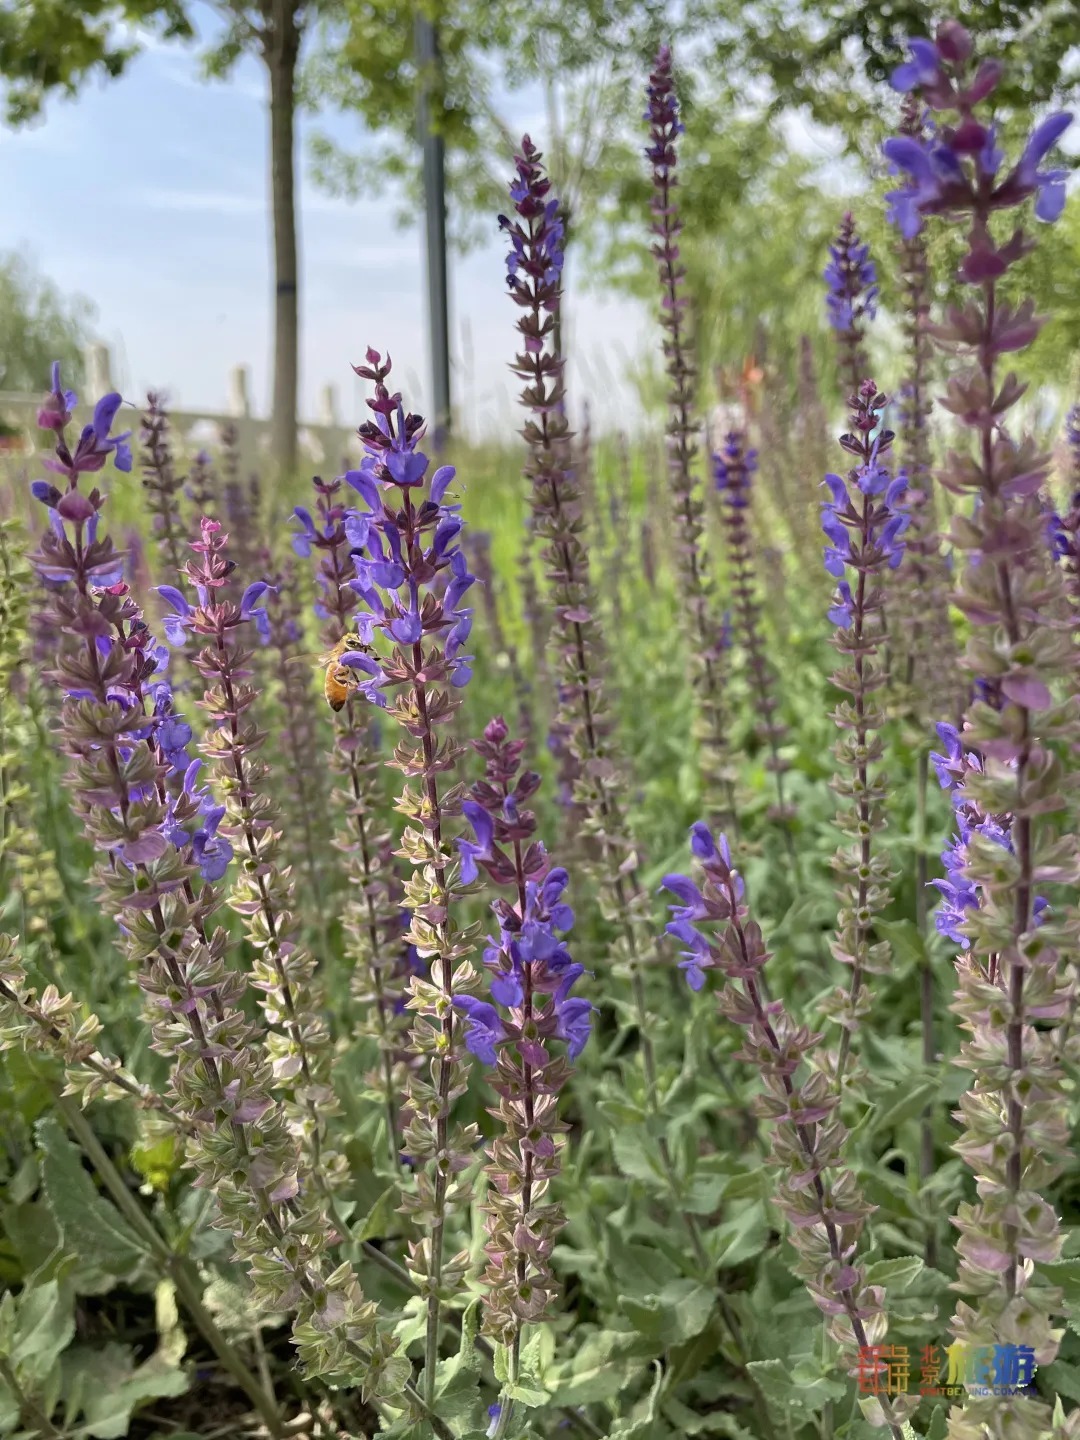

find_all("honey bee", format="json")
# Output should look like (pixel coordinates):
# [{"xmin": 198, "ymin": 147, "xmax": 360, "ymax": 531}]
[{"xmin": 287, "ymin": 632, "xmax": 376, "ymax": 711}]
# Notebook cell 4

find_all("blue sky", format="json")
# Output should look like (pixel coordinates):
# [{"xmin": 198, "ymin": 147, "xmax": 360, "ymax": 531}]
[{"xmin": 1, "ymin": 6, "xmax": 651, "ymax": 438}]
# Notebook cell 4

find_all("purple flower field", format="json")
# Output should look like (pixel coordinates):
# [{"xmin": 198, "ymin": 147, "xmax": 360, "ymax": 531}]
[{"xmin": 2, "ymin": 18, "xmax": 1080, "ymax": 1440}]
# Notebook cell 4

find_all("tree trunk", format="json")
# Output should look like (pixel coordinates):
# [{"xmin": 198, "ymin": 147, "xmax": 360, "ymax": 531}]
[{"xmin": 266, "ymin": 0, "xmax": 300, "ymax": 478}]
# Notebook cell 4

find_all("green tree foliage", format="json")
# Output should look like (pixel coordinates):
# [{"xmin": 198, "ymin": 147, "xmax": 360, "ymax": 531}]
[
  {"xmin": 303, "ymin": 0, "xmax": 724, "ymax": 253},
  {"xmin": 0, "ymin": 0, "xmax": 191, "ymax": 125},
  {"xmin": 0, "ymin": 250, "xmax": 96, "ymax": 393},
  {"xmin": 728, "ymin": 0, "xmax": 1080, "ymax": 156}
]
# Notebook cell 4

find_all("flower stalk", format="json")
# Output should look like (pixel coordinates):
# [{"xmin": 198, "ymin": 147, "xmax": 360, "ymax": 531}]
[
  {"xmin": 454, "ymin": 716, "xmax": 590, "ymax": 1436},
  {"xmin": 820, "ymin": 383, "xmax": 908, "ymax": 1083},
  {"xmin": 887, "ymin": 26, "xmax": 1077, "ymax": 1438},
  {"xmin": 713, "ymin": 431, "xmax": 796, "ymax": 857},
  {"xmin": 342, "ymin": 349, "xmax": 480, "ymax": 1402},
  {"xmin": 663, "ymin": 826, "xmax": 914, "ymax": 1437},
  {"xmin": 28, "ymin": 365, "xmax": 404, "ymax": 1401},
  {"xmin": 647, "ymin": 43, "xmax": 736, "ymax": 829},
  {"xmin": 293, "ymin": 470, "xmax": 407, "ymax": 1169}
]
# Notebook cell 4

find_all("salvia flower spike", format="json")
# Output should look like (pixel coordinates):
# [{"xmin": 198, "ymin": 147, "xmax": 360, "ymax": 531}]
[
  {"xmin": 824, "ymin": 211, "xmax": 878, "ymax": 397},
  {"xmin": 819, "ymin": 382, "xmax": 908, "ymax": 1085},
  {"xmin": 646, "ymin": 42, "xmax": 737, "ymax": 829},
  {"xmin": 456, "ymin": 716, "xmax": 590, "ymax": 1432},
  {"xmin": 343, "ymin": 348, "xmax": 483, "ymax": 1405},
  {"xmin": 713, "ymin": 430, "xmax": 795, "ymax": 854},
  {"xmin": 886, "ymin": 24, "xmax": 1079, "ymax": 1440},
  {"xmin": 295, "ymin": 468, "xmax": 410, "ymax": 1168},
  {"xmin": 170, "ymin": 517, "xmax": 343, "ymax": 1193},
  {"xmin": 662, "ymin": 825, "xmax": 915, "ymax": 1438},
  {"xmin": 888, "ymin": 94, "xmax": 958, "ymax": 716},
  {"xmin": 27, "ymin": 369, "xmax": 405, "ymax": 1398}
]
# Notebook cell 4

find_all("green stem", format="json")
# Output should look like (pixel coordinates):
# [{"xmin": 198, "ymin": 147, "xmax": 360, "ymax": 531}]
[
  {"xmin": 914, "ymin": 748, "xmax": 937, "ymax": 1268},
  {"xmin": 0, "ymin": 1354, "xmax": 62, "ymax": 1439}
]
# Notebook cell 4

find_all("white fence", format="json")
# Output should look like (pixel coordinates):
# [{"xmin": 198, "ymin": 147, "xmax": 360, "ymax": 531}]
[{"xmin": 0, "ymin": 343, "xmax": 360, "ymax": 474}]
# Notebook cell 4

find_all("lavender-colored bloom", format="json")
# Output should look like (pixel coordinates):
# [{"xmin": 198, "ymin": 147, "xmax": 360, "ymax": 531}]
[
  {"xmin": 890, "ymin": 37, "xmax": 941, "ymax": 93},
  {"xmin": 661, "ymin": 873, "xmax": 710, "ymax": 920},
  {"xmin": 344, "ymin": 354, "xmax": 475, "ymax": 691},
  {"xmin": 37, "ymin": 361, "xmax": 79, "ymax": 432},
  {"xmin": 930, "ymin": 718, "xmax": 1048, "ymax": 947},
  {"xmin": 457, "ymin": 800, "xmax": 495, "ymax": 884},
  {"xmin": 36, "ymin": 387, "xmax": 133, "ymax": 481},
  {"xmin": 455, "ymin": 716, "xmax": 588, "ymax": 1346},
  {"xmin": 155, "ymin": 585, "xmax": 197, "ymax": 644},
  {"xmin": 464, "ymin": 865, "xmax": 589, "ymax": 1063},
  {"xmin": 886, "ymin": 33, "xmax": 1076, "ymax": 1414},
  {"xmin": 820, "ymin": 448, "xmax": 909, "ymax": 582},
  {"xmin": 155, "ymin": 575, "xmax": 273, "ymax": 646},
  {"xmin": 713, "ymin": 435, "xmax": 759, "ymax": 507},
  {"xmin": 161, "ymin": 756, "xmax": 234, "ymax": 882},
  {"xmin": 290, "ymin": 505, "xmax": 319, "ymax": 557},
  {"xmin": 824, "ymin": 221, "xmax": 879, "ymax": 334},
  {"xmin": 1017, "ymin": 113, "xmax": 1072, "ymax": 222},
  {"xmin": 454, "ymin": 996, "xmax": 506, "ymax": 1065},
  {"xmin": 825, "ymin": 213, "xmax": 878, "ymax": 394},
  {"xmin": 883, "ymin": 37, "xmax": 1071, "ymax": 235},
  {"xmin": 498, "ymin": 147, "xmax": 565, "ymax": 304},
  {"xmin": 239, "ymin": 580, "xmax": 273, "ymax": 641}
]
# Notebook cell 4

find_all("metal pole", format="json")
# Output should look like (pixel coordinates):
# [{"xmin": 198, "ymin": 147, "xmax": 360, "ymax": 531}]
[{"xmin": 415, "ymin": 8, "xmax": 451, "ymax": 450}]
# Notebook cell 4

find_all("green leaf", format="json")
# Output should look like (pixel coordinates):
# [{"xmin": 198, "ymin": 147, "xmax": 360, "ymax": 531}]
[
  {"xmin": 712, "ymin": 1202, "xmax": 768, "ymax": 1269},
  {"xmin": 621, "ymin": 1281, "xmax": 715, "ymax": 1347},
  {"xmin": 605, "ymin": 1226, "xmax": 681, "ymax": 1295},
  {"xmin": 355, "ymin": 1185, "xmax": 399, "ymax": 1243},
  {"xmin": 201, "ymin": 1275, "xmax": 285, "ymax": 1338},
  {"xmin": 863, "ymin": 1257, "xmax": 924, "ymax": 1293},
  {"xmin": 596, "ymin": 1098, "xmax": 648, "ymax": 1127},
  {"xmin": 611, "ymin": 1129, "xmax": 667, "ymax": 1187},
  {"xmin": 1, "ymin": 1201, "xmax": 60, "ymax": 1280},
  {"xmin": 721, "ymin": 1169, "xmax": 773, "ymax": 1202},
  {"xmin": 663, "ymin": 1318, "xmax": 727, "ymax": 1392},
  {"xmin": 62, "ymin": 1339, "xmax": 188, "ymax": 1439},
  {"xmin": 683, "ymin": 1167, "xmax": 729, "ymax": 1215},
  {"xmin": 35, "ymin": 1118, "xmax": 149, "ymax": 1278},
  {"xmin": 1037, "ymin": 1259, "xmax": 1080, "ymax": 1305},
  {"xmin": 506, "ymin": 1376, "xmax": 548, "ymax": 1407},
  {"xmin": 607, "ymin": 1361, "xmax": 664, "ymax": 1438},
  {"xmin": 547, "ymin": 1329, "xmax": 653, "ymax": 1407},
  {"xmin": 870, "ymin": 1079, "xmax": 939, "ymax": 1136},
  {"xmin": 662, "ymin": 1396, "xmax": 757, "ymax": 1438},
  {"xmin": 10, "ymin": 1279, "xmax": 75, "ymax": 1384},
  {"xmin": 392, "ymin": 1294, "xmax": 427, "ymax": 1350},
  {"xmin": 874, "ymin": 918, "xmax": 928, "ymax": 971},
  {"xmin": 432, "ymin": 1298, "xmax": 483, "ymax": 1430},
  {"xmin": 1042, "ymin": 1360, "xmax": 1080, "ymax": 1405},
  {"xmin": 924, "ymin": 1404, "xmax": 948, "ymax": 1440},
  {"xmin": 746, "ymin": 1358, "xmax": 846, "ymax": 1417}
]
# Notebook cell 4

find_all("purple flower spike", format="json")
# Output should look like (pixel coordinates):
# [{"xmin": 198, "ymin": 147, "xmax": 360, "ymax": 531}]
[
  {"xmin": 824, "ymin": 212, "xmax": 878, "ymax": 392},
  {"xmin": 885, "ymin": 30, "xmax": 1076, "ymax": 1408},
  {"xmin": 456, "ymin": 715, "xmax": 589, "ymax": 1343}
]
